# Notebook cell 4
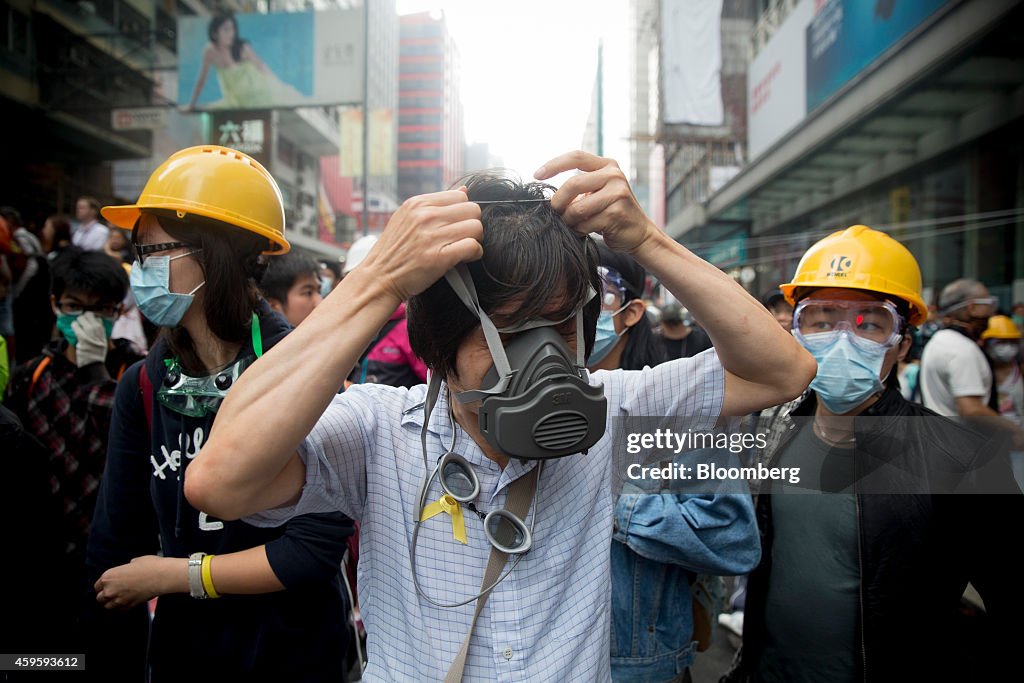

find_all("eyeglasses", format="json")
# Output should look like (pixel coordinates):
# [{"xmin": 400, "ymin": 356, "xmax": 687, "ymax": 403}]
[
  {"xmin": 794, "ymin": 299, "xmax": 904, "ymax": 349},
  {"xmin": 132, "ymin": 241, "xmax": 191, "ymax": 264},
  {"xmin": 56, "ymin": 300, "xmax": 121, "ymax": 319},
  {"xmin": 597, "ymin": 266, "xmax": 627, "ymax": 310}
]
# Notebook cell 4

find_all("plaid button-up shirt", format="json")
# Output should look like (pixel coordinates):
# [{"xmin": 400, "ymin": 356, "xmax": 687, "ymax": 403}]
[{"xmin": 8, "ymin": 343, "xmax": 116, "ymax": 558}]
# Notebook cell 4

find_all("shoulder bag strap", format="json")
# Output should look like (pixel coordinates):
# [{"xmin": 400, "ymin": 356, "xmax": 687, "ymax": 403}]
[{"xmin": 444, "ymin": 464, "xmax": 539, "ymax": 683}]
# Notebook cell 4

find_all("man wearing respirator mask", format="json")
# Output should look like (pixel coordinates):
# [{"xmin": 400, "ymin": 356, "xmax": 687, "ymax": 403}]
[{"xmin": 187, "ymin": 151, "xmax": 816, "ymax": 682}]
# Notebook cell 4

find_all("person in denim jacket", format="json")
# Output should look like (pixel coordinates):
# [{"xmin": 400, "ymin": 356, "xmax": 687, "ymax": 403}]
[{"xmin": 589, "ymin": 244, "xmax": 761, "ymax": 682}]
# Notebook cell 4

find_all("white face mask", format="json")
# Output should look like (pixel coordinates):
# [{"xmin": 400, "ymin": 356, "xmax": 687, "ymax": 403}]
[{"xmin": 988, "ymin": 342, "xmax": 1020, "ymax": 364}]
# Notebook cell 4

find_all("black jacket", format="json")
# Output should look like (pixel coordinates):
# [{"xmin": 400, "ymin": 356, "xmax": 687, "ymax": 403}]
[
  {"xmin": 85, "ymin": 303, "xmax": 354, "ymax": 681},
  {"xmin": 732, "ymin": 387, "xmax": 1023, "ymax": 681}
]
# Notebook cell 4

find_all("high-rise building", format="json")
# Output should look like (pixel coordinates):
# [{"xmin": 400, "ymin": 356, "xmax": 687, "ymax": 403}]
[
  {"xmin": 397, "ymin": 11, "xmax": 464, "ymax": 201},
  {"xmin": 675, "ymin": 0, "xmax": 1024, "ymax": 302}
]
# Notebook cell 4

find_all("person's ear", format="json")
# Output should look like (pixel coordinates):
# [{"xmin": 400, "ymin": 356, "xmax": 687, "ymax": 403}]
[
  {"xmin": 622, "ymin": 299, "xmax": 646, "ymax": 328},
  {"xmin": 266, "ymin": 297, "xmax": 285, "ymax": 315},
  {"xmin": 896, "ymin": 332, "xmax": 913, "ymax": 363},
  {"xmin": 50, "ymin": 294, "xmax": 60, "ymax": 317}
]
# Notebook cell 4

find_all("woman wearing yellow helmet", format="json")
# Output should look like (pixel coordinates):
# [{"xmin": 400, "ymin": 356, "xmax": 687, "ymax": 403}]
[
  {"xmin": 981, "ymin": 315, "xmax": 1024, "ymax": 424},
  {"xmin": 84, "ymin": 147, "xmax": 354, "ymax": 680}
]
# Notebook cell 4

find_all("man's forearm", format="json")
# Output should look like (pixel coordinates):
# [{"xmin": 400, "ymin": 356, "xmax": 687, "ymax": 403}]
[
  {"xmin": 632, "ymin": 228, "xmax": 814, "ymax": 394},
  {"xmin": 186, "ymin": 268, "xmax": 400, "ymax": 517}
]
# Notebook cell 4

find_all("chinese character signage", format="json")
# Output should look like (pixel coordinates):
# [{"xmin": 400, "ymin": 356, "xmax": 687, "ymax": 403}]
[{"xmin": 209, "ymin": 111, "xmax": 271, "ymax": 166}]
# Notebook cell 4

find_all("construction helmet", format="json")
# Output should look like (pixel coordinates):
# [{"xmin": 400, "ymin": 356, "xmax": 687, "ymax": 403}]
[
  {"xmin": 102, "ymin": 145, "xmax": 289, "ymax": 254},
  {"xmin": 780, "ymin": 224, "xmax": 927, "ymax": 326},
  {"xmin": 343, "ymin": 235, "xmax": 378, "ymax": 275},
  {"xmin": 981, "ymin": 315, "xmax": 1022, "ymax": 340}
]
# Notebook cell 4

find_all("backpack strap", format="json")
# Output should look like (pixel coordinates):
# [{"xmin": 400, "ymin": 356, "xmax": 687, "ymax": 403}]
[
  {"xmin": 28, "ymin": 355, "xmax": 52, "ymax": 396},
  {"xmin": 138, "ymin": 364, "xmax": 154, "ymax": 433}
]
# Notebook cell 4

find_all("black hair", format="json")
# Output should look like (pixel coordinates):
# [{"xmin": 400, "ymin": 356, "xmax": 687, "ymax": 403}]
[
  {"xmin": 0, "ymin": 206, "xmax": 23, "ymax": 228},
  {"xmin": 137, "ymin": 209, "xmax": 269, "ymax": 374},
  {"xmin": 761, "ymin": 288, "xmax": 791, "ymax": 313},
  {"xmin": 50, "ymin": 246, "xmax": 128, "ymax": 304},
  {"xmin": 320, "ymin": 259, "xmax": 342, "ymax": 281},
  {"xmin": 407, "ymin": 174, "xmax": 601, "ymax": 380},
  {"xmin": 45, "ymin": 215, "xmax": 73, "ymax": 248},
  {"xmin": 260, "ymin": 251, "xmax": 321, "ymax": 303},
  {"xmin": 595, "ymin": 241, "xmax": 666, "ymax": 370},
  {"xmin": 208, "ymin": 13, "xmax": 246, "ymax": 62}
]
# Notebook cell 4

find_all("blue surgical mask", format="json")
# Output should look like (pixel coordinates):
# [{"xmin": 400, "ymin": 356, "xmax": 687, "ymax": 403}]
[
  {"xmin": 587, "ymin": 304, "xmax": 629, "ymax": 366},
  {"xmin": 130, "ymin": 252, "xmax": 205, "ymax": 328},
  {"xmin": 802, "ymin": 331, "xmax": 886, "ymax": 414},
  {"xmin": 56, "ymin": 312, "xmax": 114, "ymax": 347},
  {"xmin": 320, "ymin": 277, "xmax": 332, "ymax": 298}
]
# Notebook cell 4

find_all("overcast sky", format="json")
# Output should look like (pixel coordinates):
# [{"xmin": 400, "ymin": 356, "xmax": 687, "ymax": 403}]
[{"xmin": 394, "ymin": 0, "xmax": 631, "ymax": 184}]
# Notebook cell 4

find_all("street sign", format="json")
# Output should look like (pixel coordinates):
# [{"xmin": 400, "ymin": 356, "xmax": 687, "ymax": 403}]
[{"xmin": 111, "ymin": 107, "xmax": 168, "ymax": 131}]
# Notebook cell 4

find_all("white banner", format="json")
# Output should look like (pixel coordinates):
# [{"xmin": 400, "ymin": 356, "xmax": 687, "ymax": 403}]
[
  {"xmin": 661, "ymin": 0, "xmax": 724, "ymax": 126},
  {"xmin": 747, "ymin": 0, "xmax": 813, "ymax": 160}
]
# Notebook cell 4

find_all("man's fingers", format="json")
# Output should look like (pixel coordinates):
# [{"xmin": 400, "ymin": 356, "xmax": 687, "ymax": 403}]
[
  {"xmin": 437, "ymin": 218, "xmax": 484, "ymax": 245},
  {"xmin": 561, "ymin": 190, "xmax": 619, "ymax": 229},
  {"xmin": 438, "ymin": 237, "xmax": 484, "ymax": 267},
  {"xmin": 534, "ymin": 150, "xmax": 615, "ymax": 180},
  {"xmin": 412, "ymin": 189, "xmax": 476, "ymax": 207},
  {"xmin": 549, "ymin": 169, "xmax": 617, "ymax": 213}
]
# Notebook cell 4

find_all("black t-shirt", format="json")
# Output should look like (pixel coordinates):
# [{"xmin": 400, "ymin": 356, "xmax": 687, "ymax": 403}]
[
  {"xmin": 760, "ymin": 423, "xmax": 862, "ymax": 683},
  {"xmin": 662, "ymin": 327, "xmax": 712, "ymax": 360}
]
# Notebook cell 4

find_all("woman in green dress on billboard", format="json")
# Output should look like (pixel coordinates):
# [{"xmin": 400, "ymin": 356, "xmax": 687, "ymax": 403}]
[{"xmin": 186, "ymin": 13, "xmax": 304, "ymax": 110}]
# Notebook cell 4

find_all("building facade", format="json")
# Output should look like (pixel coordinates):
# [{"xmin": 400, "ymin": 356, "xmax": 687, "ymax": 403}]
[
  {"xmin": 670, "ymin": 0, "xmax": 1024, "ymax": 306},
  {"xmin": 397, "ymin": 11, "xmax": 464, "ymax": 201}
]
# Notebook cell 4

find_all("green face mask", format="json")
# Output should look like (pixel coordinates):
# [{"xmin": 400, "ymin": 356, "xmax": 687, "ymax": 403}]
[{"xmin": 56, "ymin": 313, "xmax": 114, "ymax": 348}]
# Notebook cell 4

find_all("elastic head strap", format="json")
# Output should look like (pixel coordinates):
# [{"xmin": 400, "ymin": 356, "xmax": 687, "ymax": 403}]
[{"xmin": 444, "ymin": 265, "xmax": 513, "ymax": 401}]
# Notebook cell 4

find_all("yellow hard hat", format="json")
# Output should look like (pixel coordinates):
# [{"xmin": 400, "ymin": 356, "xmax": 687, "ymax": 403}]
[
  {"xmin": 780, "ymin": 224, "xmax": 927, "ymax": 326},
  {"xmin": 981, "ymin": 315, "xmax": 1022, "ymax": 340},
  {"xmin": 102, "ymin": 145, "xmax": 289, "ymax": 254}
]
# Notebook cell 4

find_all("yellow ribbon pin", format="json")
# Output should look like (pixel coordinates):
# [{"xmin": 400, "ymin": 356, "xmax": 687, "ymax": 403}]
[{"xmin": 421, "ymin": 494, "xmax": 467, "ymax": 544}]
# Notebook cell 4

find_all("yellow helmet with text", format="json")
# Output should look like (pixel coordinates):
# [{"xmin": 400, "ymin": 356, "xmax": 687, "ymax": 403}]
[
  {"xmin": 102, "ymin": 145, "xmax": 289, "ymax": 254},
  {"xmin": 780, "ymin": 224, "xmax": 927, "ymax": 326}
]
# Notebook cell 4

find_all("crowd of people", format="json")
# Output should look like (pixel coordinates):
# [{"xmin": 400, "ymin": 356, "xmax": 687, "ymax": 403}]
[{"xmin": 1, "ymin": 144, "xmax": 1021, "ymax": 682}]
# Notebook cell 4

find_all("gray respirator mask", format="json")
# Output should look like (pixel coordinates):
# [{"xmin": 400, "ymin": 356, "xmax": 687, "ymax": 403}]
[{"xmin": 440, "ymin": 264, "xmax": 607, "ymax": 459}]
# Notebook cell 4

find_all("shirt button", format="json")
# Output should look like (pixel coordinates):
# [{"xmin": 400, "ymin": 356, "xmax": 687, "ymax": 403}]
[{"xmin": 503, "ymin": 647, "xmax": 513, "ymax": 660}]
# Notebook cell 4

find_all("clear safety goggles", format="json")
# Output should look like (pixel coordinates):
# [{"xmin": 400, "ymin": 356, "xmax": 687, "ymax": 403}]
[
  {"xmin": 598, "ymin": 266, "xmax": 627, "ymax": 310},
  {"xmin": 157, "ymin": 356, "xmax": 255, "ymax": 418},
  {"xmin": 434, "ymin": 451, "xmax": 535, "ymax": 555},
  {"xmin": 793, "ymin": 299, "xmax": 904, "ymax": 350},
  {"xmin": 944, "ymin": 296, "xmax": 999, "ymax": 317}
]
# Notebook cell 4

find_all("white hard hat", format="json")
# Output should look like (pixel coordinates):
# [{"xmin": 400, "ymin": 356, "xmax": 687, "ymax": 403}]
[{"xmin": 343, "ymin": 235, "xmax": 378, "ymax": 275}]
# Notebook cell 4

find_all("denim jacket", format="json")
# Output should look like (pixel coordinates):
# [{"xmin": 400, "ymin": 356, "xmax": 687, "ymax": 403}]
[{"xmin": 611, "ymin": 453, "xmax": 761, "ymax": 682}]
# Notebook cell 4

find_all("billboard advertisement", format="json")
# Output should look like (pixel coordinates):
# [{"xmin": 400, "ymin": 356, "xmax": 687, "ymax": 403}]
[
  {"xmin": 747, "ymin": 0, "xmax": 814, "ymax": 160},
  {"xmin": 661, "ymin": 0, "xmax": 724, "ymax": 126},
  {"xmin": 806, "ymin": 0, "xmax": 952, "ymax": 112},
  {"xmin": 178, "ymin": 10, "xmax": 364, "ymax": 111}
]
